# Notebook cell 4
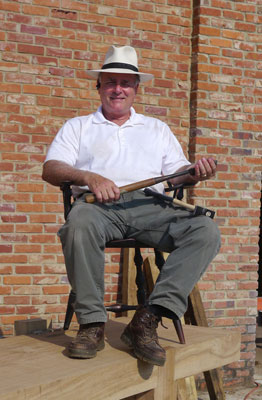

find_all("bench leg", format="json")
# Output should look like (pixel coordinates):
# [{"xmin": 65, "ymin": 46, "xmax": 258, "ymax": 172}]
[
  {"xmin": 153, "ymin": 347, "xmax": 177, "ymax": 400},
  {"xmin": 132, "ymin": 347, "xmax": 177, "ymax": 400}
]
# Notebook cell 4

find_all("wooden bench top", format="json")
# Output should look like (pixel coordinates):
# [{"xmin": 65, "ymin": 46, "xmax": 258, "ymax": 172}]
[{"xmin": 1, "ymin": 317, "xmax": 240, "ymax": 400}]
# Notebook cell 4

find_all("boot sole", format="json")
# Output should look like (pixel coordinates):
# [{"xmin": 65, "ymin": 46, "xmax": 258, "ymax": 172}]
[
  {"xmin": 68, "ymin": 341, "xmax": 105, "ymax": 359},
  {"xmin": 120, "ymin": 330, "xmax": 165, "ymax": 367}
]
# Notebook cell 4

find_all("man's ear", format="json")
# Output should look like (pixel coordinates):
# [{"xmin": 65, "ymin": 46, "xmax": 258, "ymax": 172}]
[{"xmin": 96, "ymin": 80, "xmax": 101, "ymax": 90}]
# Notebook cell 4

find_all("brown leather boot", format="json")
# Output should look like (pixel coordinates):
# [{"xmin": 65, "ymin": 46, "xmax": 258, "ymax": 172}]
[
  {"xmin": 120, "ymin": 306, "xmax": 166, "ymax": 366},
  {"xmin": 68, "ymin": 322, "xmax": 105, "ymax": 359}
]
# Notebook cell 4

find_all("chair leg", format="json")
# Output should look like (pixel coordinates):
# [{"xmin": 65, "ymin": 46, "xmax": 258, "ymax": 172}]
[
  {"xmin": 64, "ymin": 290, "xmax": 76, "ymax": 330},
  {"xmin": 134, "ymin": 248, "xmax": 146, "ymax": 305},
  {"xmin": 173, "ymin": 318, "xmax": 186, "ymax": 344},
  {"xmin": 154, "ymin": 249, "xmax": 165, "ymax": 271}
]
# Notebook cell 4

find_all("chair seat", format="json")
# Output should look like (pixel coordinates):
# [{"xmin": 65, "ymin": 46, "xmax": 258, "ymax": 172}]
[{"xmin": 106, "ymin": 238, "xmax": 150, "ymax": 248}]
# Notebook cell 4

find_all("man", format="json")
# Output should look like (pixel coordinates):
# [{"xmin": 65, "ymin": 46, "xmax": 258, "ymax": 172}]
[{"xmin": 42, "ymin": 45, "xmax": 220, "ymax": 366}]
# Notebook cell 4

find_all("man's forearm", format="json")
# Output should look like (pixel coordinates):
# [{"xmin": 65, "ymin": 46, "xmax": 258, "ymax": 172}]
[{"xmin": 42, "ymin": 160, "xmax": 88, "ymax": 187}]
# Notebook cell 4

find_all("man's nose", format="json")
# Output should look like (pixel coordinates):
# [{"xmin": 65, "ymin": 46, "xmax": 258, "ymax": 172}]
[{"xmin": 113, "ymin": 83, "xmax": 122, "ymax": 92}]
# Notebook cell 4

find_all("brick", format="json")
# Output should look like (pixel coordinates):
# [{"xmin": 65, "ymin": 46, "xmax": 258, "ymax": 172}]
[
  {"xmin": 29, "ymin": 213, "xmax": 57, "ymax": 223},
  {"xmin": 17, "ymin": 306, "xmax": 40, "ymax": 314},
  {"xmin": 13, "ymin": 287, "xmax": 41, "ymax": 298},
  {"xmin": 43, "ymin": 244, "xmax": 61, "ymax": 253},
  {"xmin": 167, "ymin": 15, "xmax": 190, "ymax": 27},
  {"xmin": 198, "ymin": 26, "xmax": 220, "ymax": 37},
  {"xmin": 51, "ymin": 8, "xmax": 77, "ymax": 20},
  {"xmin": 0, "ymin": 83, "xmax": 21, "ymax": 93},
  {"xmin": 32, "ymin": 295, "xmax": 58, "ymax": 305},
  {"xmin": 21, "ymin": 24, "xmax": 46, "ymax": 35},
  {"xmin": 222, "ymin": 30, "xmax": 245, "ymax": 41},
  {"xmin": 34, "ymin": 276, "xmax": 60, "ymax": 285},
  {"xmin": 18, "ymin": 44, "xmax": 44, "ymax": 55},
  {"xmin": 1, "ymin": 214, "xmax": 27, "ymax": 223},
  {"xmin": 23, "ymin": 4, "xmax": 49, "ymax": 16},
  {"xmin": 16, "ymin": 203, "xmax": 43, "ymax": 213},
  {"xmin": 49, "ymin": 67, "xmax": 74, "ymax": 77},
  {"xmin": 35, "ymin": 36, "xmax": 60, "ymax": 47},
  {"xmin": 0, "ymin": 306, "xmax": 15, "ymax": 314},
  {"xmin": 235, "ymin": 22, "xmax": 256, "ymax": 33},
  {"xmin": 14, "ymin": 244, "xmax": 42, "ymax": 253},
  {"xmin": 16, "ymin": 224, "xmax": 43, "ymax": 233},
  {"xmin": 51, "ymin": 108, "xmax": 77, "ymax": 118},
  {"xmin": 2, "ymin": 152, "xmax": 28, "ymax": 161},
  {"xmin": 37, "ymin": 96, "xmax": 63, "ymax": 107},
  {"xmin": 15, "ymin": 265, "xmax": 42, "ymax": 274},
  {"xmin": 43, "ymin": 286, "xmax": 69, "ymax": 295},
  {"xmin": 1, "ymin": 316, "xmax": 27, "ymax": 325},
  {"xmin": 222, "ymin": 49, "xmax": 242, "ymax": 59},
  {"xmin": 8, "ymin": 115, "xmax": 36, "ymax": 125},
  {"xmin": 17, "ymin": 183, "xmax": 44, "ymax": 192},
  {"xmin": 45, "ymin": 305, "xmax": 66, "ymax": 313}
]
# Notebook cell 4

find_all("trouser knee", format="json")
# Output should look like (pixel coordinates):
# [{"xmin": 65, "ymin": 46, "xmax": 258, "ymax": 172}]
[
  {"xmin": 60, "ymin": 202, "xmax": 105, "ymax": 241},
  {"xmin": 196, "ymin": 216, "xmax": 221, "ymax": 252}
]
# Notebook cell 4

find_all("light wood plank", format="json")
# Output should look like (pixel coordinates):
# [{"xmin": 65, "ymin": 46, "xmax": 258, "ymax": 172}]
[
  {"xmin": 0, "ymin": 316, "xmax": 240, "ymax": 400},
  {"xmin": 177, "ymin": 376, "xmax": 198, "ymax": 400},
  {"xmin": 154, "ymin": 347, "xmax": 177, "ymax": 400}
]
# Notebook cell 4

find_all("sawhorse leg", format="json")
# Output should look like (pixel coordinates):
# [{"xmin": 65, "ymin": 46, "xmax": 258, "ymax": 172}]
[{"xmin": 185, "ymin": 284, "xmax": 226, "ymax": 400}]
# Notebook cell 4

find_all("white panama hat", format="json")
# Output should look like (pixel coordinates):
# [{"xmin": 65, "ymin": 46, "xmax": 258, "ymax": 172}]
[{"xmin": 87, "ymin": 45, "xmax": 154, "ymax": 83}]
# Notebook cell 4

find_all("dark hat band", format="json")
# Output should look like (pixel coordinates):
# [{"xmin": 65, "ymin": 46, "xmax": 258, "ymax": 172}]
[{"xmin": 102, "ymin": 62, "xmax": 139, "ymax": 72}]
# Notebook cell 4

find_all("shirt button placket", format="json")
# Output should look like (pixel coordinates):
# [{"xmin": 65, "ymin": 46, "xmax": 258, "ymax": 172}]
[{"xmin": 118, "ymin": 127, "xmax": 126, "ymax": 146}]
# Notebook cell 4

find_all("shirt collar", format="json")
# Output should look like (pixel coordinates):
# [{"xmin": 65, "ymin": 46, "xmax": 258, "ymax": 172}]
[{"xmin": 93, "ymin": 106, "xmax": 144, "ymax": 126}]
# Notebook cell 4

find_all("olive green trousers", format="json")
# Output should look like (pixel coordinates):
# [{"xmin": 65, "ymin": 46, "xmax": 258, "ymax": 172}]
[{"xmin": 58, "ymin": 190, "xmax": 220, "ymax": 325}]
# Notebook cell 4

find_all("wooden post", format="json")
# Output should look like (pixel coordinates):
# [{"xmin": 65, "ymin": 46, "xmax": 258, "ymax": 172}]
[
  {"xmin": 143, "ymin": 254, "xmax": 198, "ymax": 400},
  {"xmin": 177, "ymin": 376, "xmax": 198, "ymax": 400},
  {"xmin": 125, "ymin": 347, "xmax": 177, "ymax": 400},
  {"xmin": 187, "ymin": 285, "xmax": 226, "ymax": 400},
  {"xmin": 154, "ymin": 347, "xmax": 177, "ymax": 400}
]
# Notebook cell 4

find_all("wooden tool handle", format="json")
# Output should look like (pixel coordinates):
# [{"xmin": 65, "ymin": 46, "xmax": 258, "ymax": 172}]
[
  {"xmin": 85, "ymin": 180, "xmax": 157, "ymax": 203},
  {"xmin": 85, "ymin": 167, "xmax": 197, "ymax": 204},
  {"xmin": 172, "ymin": 198, "xmax": 195, "ymax": 211}
]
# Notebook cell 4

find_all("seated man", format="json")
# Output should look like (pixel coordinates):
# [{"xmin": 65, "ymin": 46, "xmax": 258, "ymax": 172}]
[{"xmin": 42, "ymin": 45, "xmax": 220, "ymax": 366}]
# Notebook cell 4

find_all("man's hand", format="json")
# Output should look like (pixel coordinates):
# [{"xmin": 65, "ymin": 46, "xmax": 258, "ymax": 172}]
[
  {"xmin": 42, "ymin": 160, "xmax": 120, "ymax": 203},
  {"xmin": 191, "ymin": 157, "xmax": 217, "ymax": 182},
  {"xmin": 86, "ymin": 172, "xmax": 120, "ymax": 203},
  {"xmin": 168, "ymin": 157, "xmax": 217, "ymax": 186}
]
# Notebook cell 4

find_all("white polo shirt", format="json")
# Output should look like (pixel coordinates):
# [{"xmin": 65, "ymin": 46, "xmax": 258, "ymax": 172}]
[{"xmin": 45, "ymin": 106, "xmax": 190, "ymax": 196}]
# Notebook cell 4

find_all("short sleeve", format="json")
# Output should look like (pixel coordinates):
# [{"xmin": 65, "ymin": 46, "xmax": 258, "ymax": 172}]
[
  {"xmin": 44, "ymin": 118, "xmax": 81, "ymax": 166},
  {"xmin": 161, "ymin": 125, "xmax": 190, "ymax": 175}
]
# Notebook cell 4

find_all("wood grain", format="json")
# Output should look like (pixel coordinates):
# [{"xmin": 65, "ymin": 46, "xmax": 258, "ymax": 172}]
[{"xmin": 1, "ymin": 317, "xmax": 240, "ymax": 400}]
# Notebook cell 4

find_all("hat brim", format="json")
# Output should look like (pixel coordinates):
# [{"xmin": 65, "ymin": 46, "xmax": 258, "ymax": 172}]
[{"xmin": 87, "ymin": 68, "xmax": 153, "ymax": 83}]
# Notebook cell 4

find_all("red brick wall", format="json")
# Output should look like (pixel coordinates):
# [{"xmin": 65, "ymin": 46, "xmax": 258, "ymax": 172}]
[
  {"xmin": 190, "ymin": 0, "xmax": 262, "ymax": 386},
  {"xmin": 0, "ymin": 0, "xmax": 261, "ymax": 387}
]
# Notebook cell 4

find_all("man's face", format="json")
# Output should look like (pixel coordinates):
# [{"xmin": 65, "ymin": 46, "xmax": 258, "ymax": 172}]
[{"xmin": 98, "ymin": 72, "xmax": 139, "ymax": 121}]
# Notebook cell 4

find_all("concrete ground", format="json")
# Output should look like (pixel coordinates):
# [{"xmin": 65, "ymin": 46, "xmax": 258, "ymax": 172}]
[{"xmin": 198, "ymin": 325, "xmax": 262, "ymax": 400}]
